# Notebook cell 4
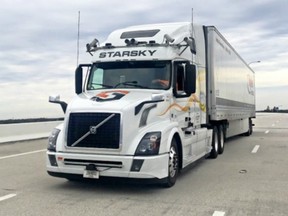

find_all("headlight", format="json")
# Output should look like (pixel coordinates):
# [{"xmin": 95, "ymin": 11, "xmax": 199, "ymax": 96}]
[
  {"xmin": 47, "ymin": 128, "xmax": 60, "ymax": 152},
  {"xmin": 135, "ymin": 132, "xmax": 161, "ymax": 156}
]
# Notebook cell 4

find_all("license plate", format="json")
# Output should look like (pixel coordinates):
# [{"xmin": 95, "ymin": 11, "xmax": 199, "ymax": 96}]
[{"xmin": 83, "ymin": 170, "xmax": 99, "ymax": 179}]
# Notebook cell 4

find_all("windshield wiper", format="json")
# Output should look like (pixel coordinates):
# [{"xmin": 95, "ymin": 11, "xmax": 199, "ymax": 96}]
[
  {"xmin": 114, "ymin": 81, "xmax": 149, "ymax": 89},
  {"xmin": 91, "ymin": 83, "xmax": 113, "ymax": 88}
]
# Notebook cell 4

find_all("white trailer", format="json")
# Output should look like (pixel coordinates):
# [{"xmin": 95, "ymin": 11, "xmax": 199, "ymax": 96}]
[
  {"xmin": 47, "ymin": 22, "xmax": 255, "ymax": 187},
  {"xmin": 205, "ymin": 26, "xmax": 255, "ymax": 156}
]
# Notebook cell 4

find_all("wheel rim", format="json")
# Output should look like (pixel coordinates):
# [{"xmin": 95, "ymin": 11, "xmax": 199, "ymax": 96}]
[{"xmin": 169, "ymin": 146, "xmax": 178, "ymax": 178}]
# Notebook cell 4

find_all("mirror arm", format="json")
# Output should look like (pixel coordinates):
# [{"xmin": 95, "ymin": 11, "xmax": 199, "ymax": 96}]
[{"xmin": 49, "ymin": 95, "xmax": 67, "ymax": 113}]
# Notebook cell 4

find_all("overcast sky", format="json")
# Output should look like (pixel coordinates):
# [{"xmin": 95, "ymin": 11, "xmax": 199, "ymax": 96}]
[{"xmin": 0, "ymin": 0, "xmax": 287, "ymax": 119}]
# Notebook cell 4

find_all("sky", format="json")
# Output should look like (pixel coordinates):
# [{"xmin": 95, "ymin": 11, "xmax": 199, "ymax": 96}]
[{"xmin": 0, "ymin": 0, "xmax": 288, "ymax": 120}]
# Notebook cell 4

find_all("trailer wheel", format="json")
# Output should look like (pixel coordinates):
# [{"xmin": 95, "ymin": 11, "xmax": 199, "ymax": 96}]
[
  {"xmin": 163, "ymin": 138, "xmax": 179, "ymax": 187},
  {"xmin": 209, "ymin": 126, "xmax": 219, "ymax": 159},
  {"xmin": 218, "ymin": 125, "xmax": 225, "ymax": 154}
]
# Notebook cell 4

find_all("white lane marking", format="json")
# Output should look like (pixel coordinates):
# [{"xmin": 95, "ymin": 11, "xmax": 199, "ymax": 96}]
[
  {"xmin": 252, "ymin": 145, "xmax": 260, "ymax": 153},
  {"xmin": 0, "ymin": 149, "xmax": 46, "ymax": 160},
  {"xmin": 0, "ymin": 194, "xmax": 17, "ymax": 202},
  {"xmin": 265, "ymin": 130, "xmax": 270, "ymax": 134},
  {"xmin": 213, "ymin": 211, "xmax": 225, "ymax": 216}
]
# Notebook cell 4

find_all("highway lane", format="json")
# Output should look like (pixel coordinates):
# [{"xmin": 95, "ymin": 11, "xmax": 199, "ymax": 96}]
[{"xmin": 0, "ymin": 113, "xmax": 287, "ymax": 216}]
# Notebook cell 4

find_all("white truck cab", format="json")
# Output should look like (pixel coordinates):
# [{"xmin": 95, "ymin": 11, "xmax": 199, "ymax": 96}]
[{"xmin": 47, "ymin": 22, "xmax": 255, "ymax": 187}]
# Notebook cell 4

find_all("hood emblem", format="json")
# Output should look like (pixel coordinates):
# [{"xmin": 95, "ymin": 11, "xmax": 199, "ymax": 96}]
[{"xmin": 89, "ymin": 126, "xmax": 97, "ymax": 134}]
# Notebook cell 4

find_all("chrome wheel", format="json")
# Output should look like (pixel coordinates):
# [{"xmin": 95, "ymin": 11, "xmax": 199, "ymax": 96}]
[
  {"xmin": 163, "ymin": 139, "xmax": 179, "ymax": 187},
  {"xmin": 169, "ymin": 145, "xmax": 178, "ymax": 178}
]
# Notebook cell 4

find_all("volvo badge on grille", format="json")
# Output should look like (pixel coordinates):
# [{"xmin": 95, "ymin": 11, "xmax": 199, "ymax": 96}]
[{"xmin": 90, "ymin": 126, "xmax": 97, "ymax": 134}]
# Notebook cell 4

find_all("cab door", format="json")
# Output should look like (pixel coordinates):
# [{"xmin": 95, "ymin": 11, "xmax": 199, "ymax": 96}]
[
  {"xmin": 171, "ymin": 61, "xmax": 201, "ymax": 159},
  {"xmin": 172, "ymin": 61, "xmax": 194, "ymax": 129}
]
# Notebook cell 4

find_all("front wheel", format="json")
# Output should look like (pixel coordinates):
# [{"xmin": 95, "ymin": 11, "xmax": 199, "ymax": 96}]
[{"xmin": 163, "ymin": 139, "xmax": 179, "ymax": 188}]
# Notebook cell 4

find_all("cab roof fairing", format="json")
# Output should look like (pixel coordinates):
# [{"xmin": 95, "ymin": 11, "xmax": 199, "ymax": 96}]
[
  {"xmin": 101, "ymin": 22, "xmax": 202, "ymax": 47},
  {"xmin": 88, "ymin": 22, "xmax": 206, "ymax": 66}
]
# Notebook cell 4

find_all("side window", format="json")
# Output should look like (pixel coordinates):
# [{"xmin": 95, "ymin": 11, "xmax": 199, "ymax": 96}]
[
  {"xmin": 174, "ymin": 63, "xmax": 188, "ymax": 97},
  {"xmin": 176, "ymin": 65, "xmax": 185, "ymax": 92}
]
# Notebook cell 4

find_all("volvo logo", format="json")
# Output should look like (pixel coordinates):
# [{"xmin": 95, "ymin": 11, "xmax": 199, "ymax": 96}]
[{"xmin": 89, "ymin": 126, "xmax": 97, "ymax": 135}]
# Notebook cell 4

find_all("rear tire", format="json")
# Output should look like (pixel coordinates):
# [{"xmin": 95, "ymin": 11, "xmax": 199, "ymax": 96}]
[
  {"xmin": 218, "ymin": 125, "xmax": 225, "ymax": 154},
  {"xmin": 163, "ymin": 139, "xmax": 179, "ymax": 188},
  {"xmin": 209, "ymin": 126, "xmax": 219, "ymax": 159}
]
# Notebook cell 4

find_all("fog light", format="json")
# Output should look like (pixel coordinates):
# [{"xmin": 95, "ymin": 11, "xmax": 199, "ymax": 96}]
[
  {"xmin": 130, "ymin": 159, "xmax": 144, "ymax": 172},
  {"xmin": 48, "ymin": 155, "xmax": 58, "ymax": 167}
]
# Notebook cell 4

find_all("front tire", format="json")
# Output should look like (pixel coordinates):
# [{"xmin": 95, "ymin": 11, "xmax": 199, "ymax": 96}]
[{"xmin": 163, "ymin": 139, "xmax": 179, "ymax": 187}]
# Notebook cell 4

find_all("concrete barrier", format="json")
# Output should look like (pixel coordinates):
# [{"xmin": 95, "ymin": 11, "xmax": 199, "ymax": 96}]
[{"xmin": 0, "ymin": 121, "xmax": 62, "ymax": 143}]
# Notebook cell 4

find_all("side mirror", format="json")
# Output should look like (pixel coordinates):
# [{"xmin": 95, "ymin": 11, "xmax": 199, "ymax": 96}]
[
  {"xmin": 184, "ymin": 64, "xmax": 196, "ymax": 95},
  {"xmin": 49, "ymin": 95, "xmax": 60, "ymax": 103},
  {"xmin": 151, "ymin": 93, "xmax": 165, "ymax": 101},
  {"xmin": 75, "ymin": 64, "xmax": 92, "ymax": 94},
  {"xmin": 75, "ymin": 66, "xmax": 83, "ymax": 94},
  {"xmin": 49, "ymin": 95, "xmax": 67, "ymax": 113}
]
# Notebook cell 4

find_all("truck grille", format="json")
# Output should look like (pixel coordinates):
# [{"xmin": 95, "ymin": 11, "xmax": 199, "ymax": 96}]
[{"xmin": 67, "ymin": 113, "xmax": 121, "ymax": 149}]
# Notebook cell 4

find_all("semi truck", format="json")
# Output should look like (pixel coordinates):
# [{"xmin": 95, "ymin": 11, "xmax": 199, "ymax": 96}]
[{"xmin": 47, "ymin": 22, "xmax": 255, "ymax": 187}]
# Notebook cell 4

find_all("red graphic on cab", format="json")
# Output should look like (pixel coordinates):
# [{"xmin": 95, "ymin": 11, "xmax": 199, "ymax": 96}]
[{"xmin": 91, "ymin": 90, "xmax": 130, "ymax": 102}]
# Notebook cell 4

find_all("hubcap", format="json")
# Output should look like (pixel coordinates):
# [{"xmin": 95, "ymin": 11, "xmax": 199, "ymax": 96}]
[{"xmin": 169, "ymin": 146, "xmax": 178, "ymax": 178}]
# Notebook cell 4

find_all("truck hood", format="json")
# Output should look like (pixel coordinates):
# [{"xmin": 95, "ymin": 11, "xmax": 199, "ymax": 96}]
[
  {"xmin": 61, "ymin": 89, "xmax": 171, "ymax": 155},
  {"xmin": 68, "ymin": 89, "xmax": 164, "ymax": 113}
]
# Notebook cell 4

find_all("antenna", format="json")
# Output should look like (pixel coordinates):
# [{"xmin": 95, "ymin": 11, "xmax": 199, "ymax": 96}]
[
  {"xmin": 191, "ymin": 8, "xmax": 195, "ymax": 62},
  {"xmin": 77, "ymin": 11, "xmax": 80, "ymax": 66},
  {"xmin": 191, "ymin": 8, "xmax": 194, "ymax": 26},
  {"xmin": 191, "ymin": 8, "xmax": 194, "ymax": 36}
]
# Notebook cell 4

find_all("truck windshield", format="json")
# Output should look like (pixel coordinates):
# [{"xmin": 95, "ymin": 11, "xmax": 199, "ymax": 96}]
[{"xmin": 87, "ymin": 61, "xmax": 171, "ymax": 90}]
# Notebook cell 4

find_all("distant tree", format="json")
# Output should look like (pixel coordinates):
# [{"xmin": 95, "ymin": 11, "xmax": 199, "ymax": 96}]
[{"xmin": 272, "ymin": 106, "xmax": 279, "ymax": 112}]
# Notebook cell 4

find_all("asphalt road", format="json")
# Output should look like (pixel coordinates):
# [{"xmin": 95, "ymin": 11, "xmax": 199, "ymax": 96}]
[{"xmin": 0, "ymin": 113, "xmax": 287, "ymax": 216}]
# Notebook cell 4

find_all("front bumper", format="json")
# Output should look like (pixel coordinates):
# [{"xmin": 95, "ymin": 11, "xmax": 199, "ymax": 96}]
[{"xmin": 46, "ymin": 151, "xmax": 169, "ymax": 180}]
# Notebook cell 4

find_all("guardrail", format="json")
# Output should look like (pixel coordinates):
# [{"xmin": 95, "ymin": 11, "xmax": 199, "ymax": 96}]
[{"xmin": 0, "ymin": 121, "xmax": 62, "ymax": 143}]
